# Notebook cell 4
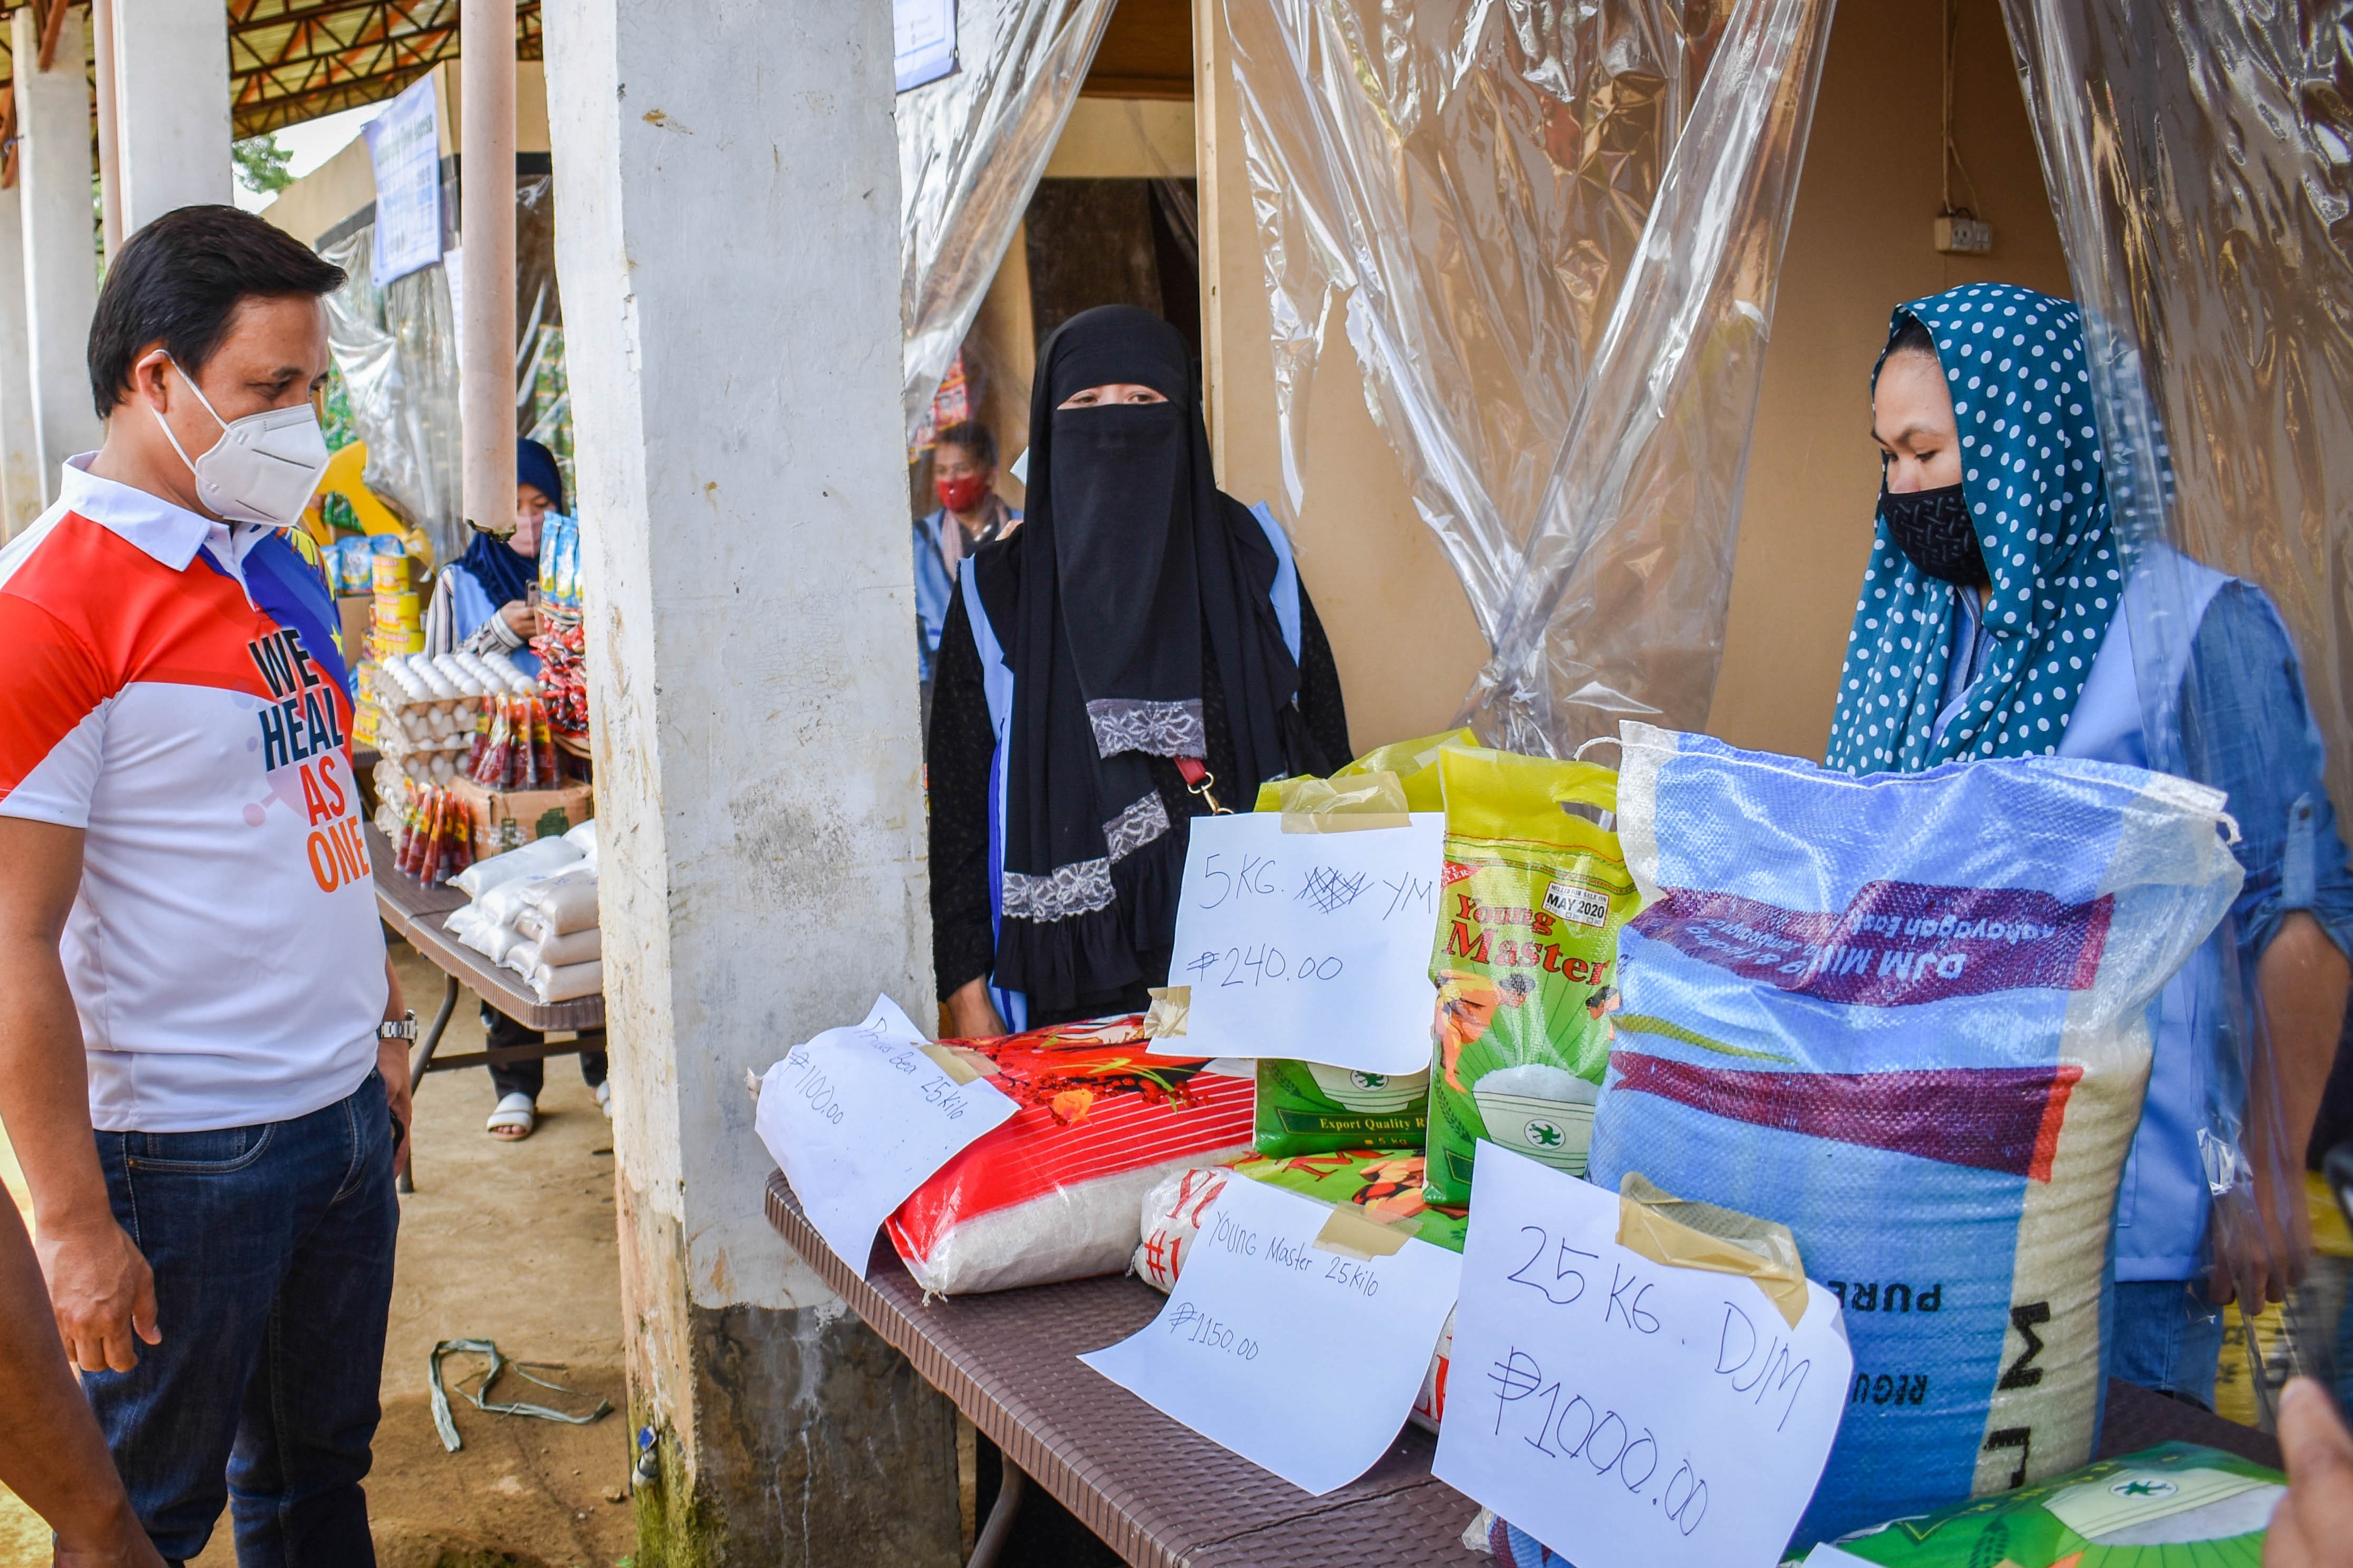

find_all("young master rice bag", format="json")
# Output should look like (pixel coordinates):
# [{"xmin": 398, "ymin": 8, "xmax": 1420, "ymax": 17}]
[
  {"xmin": 1254, "ymin": 1059, "xmax": 1430, "ymax": 1157},
  {"xmin": 1135, "ymin": 1150, "xmax": 1465, "ymax": 1431},
  {"xmin": 1423, "ymin": 746, "xmax": 1638, "ymax": 1203}
]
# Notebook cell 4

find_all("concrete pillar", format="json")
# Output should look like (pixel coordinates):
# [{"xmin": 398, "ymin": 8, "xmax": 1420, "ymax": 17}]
[
  {"xmin": 459, "ymin": 0, "xmax": 517, "ymax": 531},
  {"xmin": 543, "ymin": 4, "xmax": 957, "ymax": 1565},
  {"xmin": 15, "ymin": 5, "xmax": 101, "ymax": 503},
  {"xmin": 109, "ymin": 0, "xmax": 233, "ymax": 233},
  {"xmin": 0, "ymin": 184, "xmax": 43, "ymax": 536}
]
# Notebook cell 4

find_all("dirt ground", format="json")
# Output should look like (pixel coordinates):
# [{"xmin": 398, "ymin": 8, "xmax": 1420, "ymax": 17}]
[{"xmin": 2, "ymin": 942, "xmax": 636, "ymax": 1568}]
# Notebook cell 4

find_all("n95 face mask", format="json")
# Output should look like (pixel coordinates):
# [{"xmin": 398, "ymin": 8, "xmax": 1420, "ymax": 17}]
[{"xmin": 151, "ymin": 357, "xmax": 332, "ymax": 528}]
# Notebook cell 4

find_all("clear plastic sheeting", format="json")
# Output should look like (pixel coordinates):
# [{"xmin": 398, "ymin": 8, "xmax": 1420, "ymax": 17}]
[
  {"xmin": 1225, "ymin": 0, "xmax": 1835, "ymax": 756},
  {"xmin": 516, "ymin": 175, "xmax": 574, "ymax": 500},
  {"xmin": 2000, "ymin": 0, "xmax": 2353, "ymax": 836},
  {"xmin": 2004, "ymin": 0, "xmax": 2353, "ymax": 1418},
  {"xmin": 898, "ymin": 0, "xmax": 1117, "ymax": 443},
  {"xmin": 320, "ymin": 175, "xmax": 572, "ymax": 566},
  {"xmin": 320, "ymin": 225, "xmax": 463, "ymax": 565}
]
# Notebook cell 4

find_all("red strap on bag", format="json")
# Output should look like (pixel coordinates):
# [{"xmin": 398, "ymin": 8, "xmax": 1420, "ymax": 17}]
[{"xmin": 1172, "ymin": 756, "xmax": 1229, "ymax": 814}]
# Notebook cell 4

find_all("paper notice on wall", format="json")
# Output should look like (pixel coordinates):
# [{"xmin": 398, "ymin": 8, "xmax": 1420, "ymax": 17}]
[
  {"xmin": 1435, "ymin": 1144, "xmax": 1852, "ymax": 1568},
  {"xmin": 365, "ymin": 74, "xmax": 443, "ymax": 286},
  {"xmin": 1079, "ymin": 1174, "xmax": 1461, "ymax": 1496},
  {"xmin": 893, "ymin": 0, "xmax": 957, "ymax": 92},
  {"xmin": 755, "ymin": 995, "xmax": 1017, "ymax": 1277},
  {"xmin": 1158, "ymin": 811, "xmax": 1445, "ymax": 1073}
]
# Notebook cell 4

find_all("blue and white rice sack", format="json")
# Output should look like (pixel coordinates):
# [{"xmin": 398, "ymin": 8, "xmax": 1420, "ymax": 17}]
[{"xmin": 1591, "ymin": 723, "xmax": 2241, "ymax": 1548}]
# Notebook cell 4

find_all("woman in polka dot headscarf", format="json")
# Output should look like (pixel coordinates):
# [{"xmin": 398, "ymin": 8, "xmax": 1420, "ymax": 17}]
[
  {"xmin": 1824, "ymin": 281, "xmax": 2353, "ymax": 1412},
  {"xmin": 1825, "ymin": 282, "xmax": 2121, "ymax": 771}
]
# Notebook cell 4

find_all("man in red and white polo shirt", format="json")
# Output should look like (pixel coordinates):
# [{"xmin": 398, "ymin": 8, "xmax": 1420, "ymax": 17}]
[{"xmin": 0, "ymin": 206, "xmax": 411, "ymax": 1565}]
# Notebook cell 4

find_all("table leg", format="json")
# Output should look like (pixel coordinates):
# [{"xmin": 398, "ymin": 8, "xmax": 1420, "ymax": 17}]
[
  {"xmin": 967, "ymin": 1463, "xmax": 1025, "ymax": 1568},
  {"xmin": 396, "ymin": 974, "xmax": 462, "ymax": 1195}
]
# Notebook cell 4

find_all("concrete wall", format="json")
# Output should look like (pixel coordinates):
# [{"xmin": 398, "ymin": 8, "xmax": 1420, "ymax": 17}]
[
  {"xmin": 261, "ymin": 61, "xmax": 555, "ymax": 248},
  {"xmin": 957, "ymin": 97, "xmax": 1198, "ymax": 509},
  {"xmin": 1193, "ymin": 1, "xmax": 1494, "ymax": 759},
  {"xmin": 1196, "ymin": 0, "xmax": 2069, "ymax": 761},
  {"xmin": 1705, "ymin": 0, "xmax": 2069, "ymax": 758}
]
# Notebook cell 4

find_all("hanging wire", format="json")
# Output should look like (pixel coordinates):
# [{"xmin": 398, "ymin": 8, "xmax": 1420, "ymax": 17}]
[{"xmin": 1941, "ymin": 0, "xmax": 1986, "ymax": 219}]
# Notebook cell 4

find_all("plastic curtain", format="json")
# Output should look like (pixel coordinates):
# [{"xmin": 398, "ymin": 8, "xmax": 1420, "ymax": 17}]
[
  {"xmin": 1224, "ymin": 0, "xmax": 1835, "ymax": 756},
  {"xmin": 2004, "ymin": 0, "xmax": 2353, "ymax": 1417},
  {"xmin": 899, "ymin": 0, "xmax": 1117, "ymax": 443},
  {"xmin": 320, "ymin": 175, "xmax": 571, "ymax": 566},
  {"xmin": 516, "ymin": 175, "xmax": 575, "ymax": 502},
  {"xmin": 319, "ymin": 226, "xmax": 464, "ymax": 566}
]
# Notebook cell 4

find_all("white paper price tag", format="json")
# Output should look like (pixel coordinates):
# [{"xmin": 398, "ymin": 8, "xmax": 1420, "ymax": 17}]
[
  {"xmin": 1160, "ymin": 811, "xmax": 1445, "ymax": 1073},
  {"xmin": 1435, "ymin": 1144, "xmax": 1852, "ymax": 1568},
  {"xmin": 1079, "ymin": 1174, "xmax": 1461, "ymax": 1496},
  {"xmin": 754, "ymin": 995, "xmax": 1018, "ymax": 1277}
]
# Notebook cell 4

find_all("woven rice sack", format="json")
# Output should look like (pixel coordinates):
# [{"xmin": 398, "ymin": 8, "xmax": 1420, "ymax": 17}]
[{"xmin": 1591, "ymin": 725, "xmax": 2241, "ymax": 1547}]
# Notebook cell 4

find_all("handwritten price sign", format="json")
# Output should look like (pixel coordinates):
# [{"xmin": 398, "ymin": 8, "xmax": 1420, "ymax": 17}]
[
  {"xmin": 1080, "ymin": 1174, "xmax": 1462, "ymax": 1495},
  {"xmin": 753, "ymin": 996, "xmax": 1018, "ymax": 1277},
  {"xmin": 1158, "ymin": 812, "xmax": 1445, "ymax": 1073},
  {"xmin": 1434, "ymin": 1144, "xmax": 1851, "ymax": 1568}
]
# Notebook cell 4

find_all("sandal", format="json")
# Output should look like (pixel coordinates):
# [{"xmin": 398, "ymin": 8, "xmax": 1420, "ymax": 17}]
[{"xmin": 487, "ymin": 1092, "xmax": 537, "ymax": 1141}]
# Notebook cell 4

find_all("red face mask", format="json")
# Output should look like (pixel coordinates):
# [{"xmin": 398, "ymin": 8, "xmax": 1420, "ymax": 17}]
[{"xmin": 936, "ymin": 473, "xmax": 989, "ymax": 513}]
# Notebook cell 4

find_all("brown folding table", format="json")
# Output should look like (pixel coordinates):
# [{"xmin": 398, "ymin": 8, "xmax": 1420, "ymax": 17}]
[
  {"xmin": 369, "ymin": 824, "xmax": 604, "ymax": 1188},
  {"xmin": 762, "ymin": 1172, "xmax": 2282, "ymax": 1568}
]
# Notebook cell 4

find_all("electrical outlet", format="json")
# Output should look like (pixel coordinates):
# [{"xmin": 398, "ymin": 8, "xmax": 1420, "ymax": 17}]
[{"xmin": 1935, "ymin": 215, "xmax": 1993, "ymax": 255}]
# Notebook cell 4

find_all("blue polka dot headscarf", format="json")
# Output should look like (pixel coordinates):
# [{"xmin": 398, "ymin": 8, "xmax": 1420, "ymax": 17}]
[{"xmin": 1824, "ymin": 283, "xmax": 2123, "ymax": 774}]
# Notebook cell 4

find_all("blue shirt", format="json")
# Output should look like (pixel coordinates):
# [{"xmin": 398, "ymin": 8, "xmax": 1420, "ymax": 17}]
[
  {"xmin": 445, "ymin": 562, "xmax": 543, "ymax": 679},
  {"xmin": 1936, "ymin": 558, "xmax": 2353, "ymax": 1277},
  {"xmin": 914, "ymin": 506, "xmax": 1019, "ymax": 683}
]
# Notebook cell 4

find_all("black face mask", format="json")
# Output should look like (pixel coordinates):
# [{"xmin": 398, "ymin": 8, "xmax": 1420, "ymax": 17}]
[{"xmin": 1879, "ymin": 482, "xmax": 1988, "ymax": 586}]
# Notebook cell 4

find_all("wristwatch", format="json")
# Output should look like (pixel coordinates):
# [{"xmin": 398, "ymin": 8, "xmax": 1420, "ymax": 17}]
[{"xmin": 379, "ymin": 1011, "xmax": 418, "ymax": 1041}]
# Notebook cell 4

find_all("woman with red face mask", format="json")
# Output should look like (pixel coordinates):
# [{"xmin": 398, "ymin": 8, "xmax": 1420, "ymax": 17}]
[{"xmin": 913, "ymin": 420, "xmax": 1022, "ymax": 717}]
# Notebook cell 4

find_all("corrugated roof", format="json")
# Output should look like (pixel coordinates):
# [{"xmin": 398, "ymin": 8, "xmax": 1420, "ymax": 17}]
[
  {"xmin": 0, "ymin": 0, "xmax": 1169, "ymax": 155},
  {"xmin": 228, "ymin": 1, "xmax": 540, "ymax": 137},
  {"xmin": 0, "ymin": 3, "xmax": 540, "ymax": 145}
]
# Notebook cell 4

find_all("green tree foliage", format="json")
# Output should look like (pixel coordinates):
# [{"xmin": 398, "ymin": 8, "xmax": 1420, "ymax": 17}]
[{"xmin": 232, "ymin": 134, "xmax": 296, "ymax": 196}]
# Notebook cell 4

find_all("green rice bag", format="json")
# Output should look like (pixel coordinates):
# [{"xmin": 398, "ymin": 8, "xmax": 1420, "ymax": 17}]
[
  {"xmin": 1254, "ymin": 1059, "xmax": 1430, "ymax": 1157},
  {"xmin": 1423, "ymin": 745, "xmax": 1638, "ymax": 1205},
  {"xmin": 1237, "ymin": 1148, "xmax": 1467, "ymax": 1252},
  {"xmin": 1802, "ymin": 1442, "xmax": 2280, "ymax": 1566}
]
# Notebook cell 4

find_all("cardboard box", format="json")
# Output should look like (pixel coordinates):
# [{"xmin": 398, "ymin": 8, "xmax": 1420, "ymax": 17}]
[
  {"xmin": 337, "ymin": 594, "xmax": 371, "ymax": 665},
  {"xmin": 450, "ymin": 777, "xmax": 592, "ymax": 859}
]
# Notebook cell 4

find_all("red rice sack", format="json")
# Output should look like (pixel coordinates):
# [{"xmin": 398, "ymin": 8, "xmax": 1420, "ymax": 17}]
[{"xmin": 886, "ymin": 1015, "xmax": 1253, "ymax": 1295}]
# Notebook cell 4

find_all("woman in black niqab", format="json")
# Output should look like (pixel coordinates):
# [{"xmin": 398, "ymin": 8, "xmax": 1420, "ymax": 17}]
[{"xmin": 929, "ymin": 305, "xmax": 1351, "ymax": 1033}]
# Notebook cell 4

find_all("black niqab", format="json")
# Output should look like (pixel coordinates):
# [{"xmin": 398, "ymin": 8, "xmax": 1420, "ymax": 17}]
[{"xmin": 975, "ymin": 305, "xmax": 1313, "ymax": 1010}]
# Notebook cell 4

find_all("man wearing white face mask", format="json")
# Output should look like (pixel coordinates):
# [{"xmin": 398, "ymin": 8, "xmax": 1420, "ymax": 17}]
[{"xmin": 0, "ymin": 205, "xmax": 410, "ymax": 1565}]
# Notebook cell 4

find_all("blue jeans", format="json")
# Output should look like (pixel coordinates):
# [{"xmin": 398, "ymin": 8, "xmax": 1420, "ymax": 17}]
[
  {"xmin": 85, "ymin": 1071, "xmax": 400, "ymax": 1567},
  {"xmin": 2109, "ymin": 1277, "xmax": 2226, "ymax": 1409}
]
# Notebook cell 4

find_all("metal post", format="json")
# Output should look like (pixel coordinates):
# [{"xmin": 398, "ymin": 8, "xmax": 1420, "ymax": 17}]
[
  {"xmin": 91, "ymin": 0, "xmax": 122, "ymax": 260},
  {"xmin": 459, "ymin": 0, "xmax": 517, "ymax": 535}
]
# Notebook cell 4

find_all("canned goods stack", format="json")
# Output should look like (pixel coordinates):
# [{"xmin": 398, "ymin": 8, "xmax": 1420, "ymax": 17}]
[{"xmin": 369, "ymin": 551, "xmax": 424, "ymax": 659}]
